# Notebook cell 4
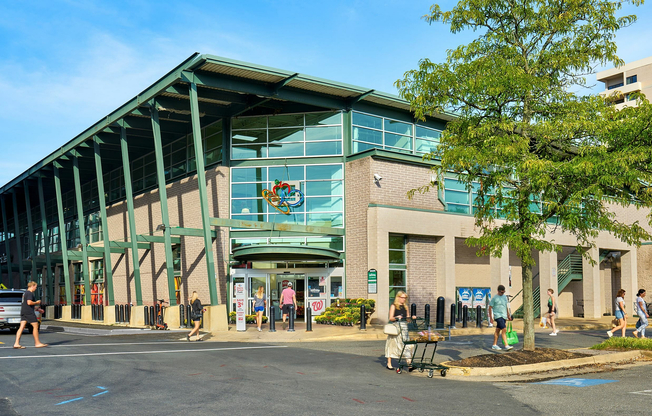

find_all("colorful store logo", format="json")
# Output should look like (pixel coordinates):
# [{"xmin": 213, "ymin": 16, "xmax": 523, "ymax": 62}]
[{"xmin": 262, "ymin": 179, "xmax": 305, "ymax": 215}]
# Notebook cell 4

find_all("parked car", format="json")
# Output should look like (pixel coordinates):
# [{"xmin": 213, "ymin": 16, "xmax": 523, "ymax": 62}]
[{"xmin": 0, "ymin": 289, "xmax": 42, "ymax": 333}]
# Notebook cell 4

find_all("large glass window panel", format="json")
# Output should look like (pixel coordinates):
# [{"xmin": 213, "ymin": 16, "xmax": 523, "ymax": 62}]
[
  {"xmin": 305, "ymin": 126, "xmax": 341, "ymax": 141},
  {"xmin": 206, "ymin": 133, "xmax": 222, "ymax": 150},
  {"xmin": 232, "ymin": 168, "xmax": 267, "ymax": 183},
  {"xmin": 268, "ymin": 128, "xmax": 303, "ymax": 144},
  {"xmin": 416, "ymin": 126, "xmax": 441, "ymax": 141},
  {"xmin": 231, "ymin": 213, "xmax": 266, "ymax": 222},
  {"xmin": 304, "ymin": 181, "xmax": 343, "ymax": 196},
  {"xmin": 446, "ymin": 203, "xmax": 470, "ymax": 214},
  {"xmin": 269, "ymin": 166, "xmax": 304, "ymax": 182},
  {"xmin": 170, "ymin": 149, "xmax": 186, "ymax": 165},
  {"xmin": 389, "ymin": 250, "xmax": 405, "ymax": 264},
  {"xmin": 305, "ymin": 112, "xmax": 341, "ymax": 126},
  {"xmin": 305, "ymin": 141, "xmax": 342, "ymax": 156},
  {"xmin": 269, "ymin": 237, "xmax": 305, "ymax": 245},
  {"xmin": 306, "ymin": 165, "xmax": 342, "ymax": 180},
  {"xmin": 232, "ymin": 130, "xmax": 267, "ymax": 145},
  {"xmin": 205, "ymin": 148, "xmax": 221, "ymax": 165},
  {"xmin": 268, "ymin": 114, "xmax": 304, "ymax": 128},
  {"xmin": 268, "ymin": 213, "xmax": 305, "ymax": 224},
  {"xmin": 307, "ymin": 236, "xmax": 344, "ymax": 251},
  {"xmin": 353, "ymin": 141, "xmax": 381, "ymax": 153},
  {"xmin": 415, "ymin": 138, "xmax": 438, "ymax": 154},
  {"xmin": 232, "ymin": 145, "xmax": 267, "ymax": 159},
  {"xmin": 307, "ymin": 213, "xmax": 343, "ymax": 227},
  {"xmin": 385, "ymin": 133, "xmax": 412, "ymax": 150},
  {"xmin": 232, "ymin": 183, "xmax": 265, "ymax": 199},
  {"xmin": 389, "ymin": 235, "xmax": 405, "ymax": 250},
  {"xmin": 389, "ymin": 270, "xmax": 406, "ymax": 287},
  {"xmin": 445, "ymin": 177, "xmax": 467, "ymax": 191},
  {"xmin": 445, "ymin": 190, "xmax": 470, "ymax": 204},
  {"xmin": 204, "ymin": 121, "xmax": 223, "ymax": 137},
  {"xmin": 384, "ymin": 119, "xmax": 412, "ymax": 136},
  {"xmin": 232, "ymin": 116, "xmax": 266, "ymax": 130},
  {"xmin": 268, "ymin": 142, "xmax": 304, "ymax": 158},
  {"xmin": 232, "ymin": 199, "xmax": 267, "ymax": 214},
  {"xmin": 353, "ymin": 112, "xmax": 382, "ymax": 130},
  {"xmin": 353, "ymin": 127, "xmax": 382, "ymax": 144}
]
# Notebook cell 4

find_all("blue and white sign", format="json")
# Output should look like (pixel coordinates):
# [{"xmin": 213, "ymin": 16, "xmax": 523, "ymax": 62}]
[
  {"xmin": 458, "ymin": 288, "xmax": 472, "ymax": 307},
  {"xmin": 472, "ymin": 288, "xmax": 487, "ymax": 308},
  {"xmin": 536, "ymin": 378, "xmax": 618, "ymax": 387}
]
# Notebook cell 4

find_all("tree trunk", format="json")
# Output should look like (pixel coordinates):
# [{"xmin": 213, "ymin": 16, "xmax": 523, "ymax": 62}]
[{"xmin": 522, "ymin": 263, "xmax": 535, "ymax": 351}]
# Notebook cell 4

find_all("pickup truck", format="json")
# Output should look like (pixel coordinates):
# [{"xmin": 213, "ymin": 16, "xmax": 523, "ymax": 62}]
[{"xmin": 0, "ymin": 289, "xmax": 42, "ymax": 333}]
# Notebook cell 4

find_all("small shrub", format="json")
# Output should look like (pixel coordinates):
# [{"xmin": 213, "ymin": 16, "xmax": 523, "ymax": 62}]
[{"xmin": 591, "ymin": 337, "xmax": 652, "ymax": 351}]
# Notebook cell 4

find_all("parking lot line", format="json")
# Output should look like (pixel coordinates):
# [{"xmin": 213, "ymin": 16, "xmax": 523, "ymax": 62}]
[{"xmin": 0, "ymin": 341, "xmax": 202, "ymax": 349}]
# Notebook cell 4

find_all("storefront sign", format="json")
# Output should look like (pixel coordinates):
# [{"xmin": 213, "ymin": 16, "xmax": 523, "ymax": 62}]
[
  {"xmin": 235, "ymin": 283, "xmax": 246, "ymax": 332},
  {"xmin": 319, "ymin": 276, "xmax": 326, "ymax": 286},
  {"xmin": 472, "ymin": 288, "xmax": 487, "ymax": 308},
  {"xmin": 367, "ymin": 269, "xmax": 377, "ymax": 294},
  {"xmin": 458, "ymin": 288, "xmax": 472, "ymax": 307},
  {"xmin": 308, "ymin": 299, "xmax": 325, "ymax": 315}
]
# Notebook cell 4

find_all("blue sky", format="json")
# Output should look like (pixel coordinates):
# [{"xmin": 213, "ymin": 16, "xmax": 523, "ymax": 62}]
[{"xmin": 1, "ymin": 0, "xmax": 650, "ymax": 186}]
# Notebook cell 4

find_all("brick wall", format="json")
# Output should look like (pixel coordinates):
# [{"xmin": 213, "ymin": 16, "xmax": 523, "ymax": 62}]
[
  {"xmin": 406, "ymin": 235, "xmax": 437, "ymax": 309},
  {"xmin": 344, "ymin": 157, "xmax": 371, "ymax": 298}
]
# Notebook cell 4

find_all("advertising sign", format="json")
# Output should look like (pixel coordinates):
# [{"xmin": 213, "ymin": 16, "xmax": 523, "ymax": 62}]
[
  {"xmin": 457, "ymin": 287, "xmax": 472, "ymax": 307},
  {"xmin": 308, "ymin": 299, "xmax": 326, "ymax": 316},
  {"xmin": 367, "ymin": 269, "xmax": 377, "ymax": 294},
  {"xmin": 472, "ymin": 288, "xmax": 487, "ymax": 308},
  {"xmin": 319, "ymin": 276, "xmax": 327, "ymax": 286},
  {"xmin": 235, "ymin": 283, "xmax": 246, "ymax": 332}
]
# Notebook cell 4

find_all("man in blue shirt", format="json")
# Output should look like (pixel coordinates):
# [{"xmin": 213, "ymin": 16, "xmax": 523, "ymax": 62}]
[{"xmin": 488, "ymin": 285, "xmax": 513, "ymax": 351}]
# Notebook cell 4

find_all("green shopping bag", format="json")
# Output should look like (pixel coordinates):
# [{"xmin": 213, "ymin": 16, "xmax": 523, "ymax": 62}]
[{"xmin": 503, "ymin": 322, "xmax": 519, "ymax": 346}]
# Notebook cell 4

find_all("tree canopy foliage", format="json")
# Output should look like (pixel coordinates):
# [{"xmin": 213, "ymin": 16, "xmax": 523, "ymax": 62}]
[{"xmin": 397, "ymin": 0, "xmax": 652, "ymax": 350}]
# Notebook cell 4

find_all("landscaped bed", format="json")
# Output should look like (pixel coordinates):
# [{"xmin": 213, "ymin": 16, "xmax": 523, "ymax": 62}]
[
  {"xmin": 446, "ymin": 348, "xmax": 592, "ymax": 367},
  {"xmin": 591, "ymin": 337, "xmax": 652, "ymax": 351}
]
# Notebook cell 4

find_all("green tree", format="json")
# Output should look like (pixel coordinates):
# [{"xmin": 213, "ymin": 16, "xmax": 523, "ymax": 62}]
[{"xmin": 397, "ymin": 0, "xmax": 652, "ymax": 350}]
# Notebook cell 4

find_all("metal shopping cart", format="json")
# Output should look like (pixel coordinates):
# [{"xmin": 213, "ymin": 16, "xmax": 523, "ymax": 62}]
[{"xmin": 394, "ymin": 318, "xmax": 449, "ymax": 378}]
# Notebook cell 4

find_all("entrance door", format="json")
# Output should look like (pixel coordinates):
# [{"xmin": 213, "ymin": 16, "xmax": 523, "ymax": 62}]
[
  {"xmin": 248, "ymin": 273, "xmax": 268, "ymax": 316},
  {"xmin": 276, "ymin": 274, "xmax": 305, "ymax": 322}
]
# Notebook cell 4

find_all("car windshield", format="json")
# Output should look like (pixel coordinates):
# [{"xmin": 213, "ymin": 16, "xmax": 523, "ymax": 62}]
[{"xmin": 0, "ymin": 293, "xmax": 24, "ymax": 303}]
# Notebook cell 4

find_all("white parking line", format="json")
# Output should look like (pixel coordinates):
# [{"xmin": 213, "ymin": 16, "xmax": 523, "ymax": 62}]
[
  {"xmin": 0, "ymin": 341, "xmax": 207, "ymax": 349},
  {"xmin": 0, "ymin": 345, "xmax": 287, "ymax": 359}
]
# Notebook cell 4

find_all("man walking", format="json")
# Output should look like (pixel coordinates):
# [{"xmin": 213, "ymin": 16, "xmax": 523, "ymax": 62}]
[
  {"xmin": 488, "ymin": 284, "xmax": 513, "ymax": 351},
  {"xmin": 14, "ymin": 281, "xmax": 47, "ymax": 349},
  {"xmin": 281, "ymin": 282, "xmax": 297, "ymax": 330}
]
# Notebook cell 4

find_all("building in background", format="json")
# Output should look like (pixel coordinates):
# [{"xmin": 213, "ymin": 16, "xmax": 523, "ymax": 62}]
[{"xmin": 597, "ymin": 56, "xmax": 652, "ymax": 109}]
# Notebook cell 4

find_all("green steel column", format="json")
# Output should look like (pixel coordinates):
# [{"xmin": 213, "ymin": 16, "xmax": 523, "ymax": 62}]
[
  {"xmin": 222, "ymin": 116, "xmax": 231, "ymax": 167},
  {"xmin": 149, "ymin": 104, "xmax": 178, "ymax": 306},
  {"xmin": 189, "ymin": 84, "xmax": 218, "ymax": 305},
  {"xmin": 11, "ymin": 191, "xmax": 24, "ymax": 287},
  {"xmin": 72, "ymin": 154, "xmax": 91, "ymax": 305},
  {"xmin": 1, "ymin": 196, "xmax": 12, "ymax": 287},
  {"xmin": 22, "ymin": 180, "xmax": 37, "ymax": 280},
  {"xmin": 94, "ymin": 136, "xmax": 114, "ymax": 305},
  {"xmin": 54, "ymin": 164, "xmax": 72, "ymax": 304},
  {"xmin": 120, "ymin": 124, "xmax": 143, "ymax": 306},
  {"xmin": 37, "ymin": 176, "xmax": 54, "ymax": 305}
]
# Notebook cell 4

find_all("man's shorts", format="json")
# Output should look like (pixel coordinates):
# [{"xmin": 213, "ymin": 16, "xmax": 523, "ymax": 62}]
[
  {"xmin": 282, "ymin": 304, "xmax": 293, "ymax": 315},
  {"xmin": 21, "ymin": 313, "xmax": 38, "ymax": 324},
  {"xmin": 254, "ymin": 306, "xmax": 264, "ymax": 312},
  {"xmin": 495, "ymin": 317, "xmax": 506, "ymax": 330}
]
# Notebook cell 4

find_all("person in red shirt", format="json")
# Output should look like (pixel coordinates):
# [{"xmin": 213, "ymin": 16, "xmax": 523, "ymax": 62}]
[{"xmin": 280, "ymin": 282, "xmax": 297, "ymax": 330}]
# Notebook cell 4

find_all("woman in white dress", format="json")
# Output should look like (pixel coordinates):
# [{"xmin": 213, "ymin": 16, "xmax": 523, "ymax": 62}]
[{"xmin": 385, "ymin": 291, "xmax": 416, "ymax": 370}]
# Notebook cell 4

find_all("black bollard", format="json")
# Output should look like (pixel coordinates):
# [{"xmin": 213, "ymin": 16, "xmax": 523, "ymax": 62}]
[
  {"xmin": 149, "ymin": 306, "xmax": 155, "ymax": 327},
  {"xmin": 179, "ymin": 304, "xmax": 184, "ymax": 328},
  {"xmin": 424, "ymin": 304, "xmax": 431, "ymax": 327},
  {"xmin": 144, "ymin": 306, "xmax": 150, "ymax": 326},
  {"xmin": 125, "ymin": 305, "xmax": 131, "ymax": 323},
  {"xmin": 269, "ymin": 303, "xmax": 276, "ymax": 332},
  {"xmin": 436, "ymin": 296, "xmax": 445, "ymax": 329},
  {"xmin": 457, "ymin": 301, "xmax": 463, "ymax": 322},
  {"xmin": 288, "ymin": 305, "xmax": 295, "ymax": 332},
  {"xmin": 306, "ymin": 306, "xmax": 313, "ymax": 332},
  {"xmin": 186, "ymin": 305, "xmax": 192, "ymax": 328},
  {"xmin": 410, "ymin": 303, "xmax": 417, "ymax": 319},
  {"xmin": 450, "ymin": 304, "xmax": 456, "ymax": 328},
  {"xmin": 115, "ymin": 304, "xmax": 120, "ymax": 323},
  {"xmin": 476, "ymin": 305, "xmax": 482, "ymax": 328},
  {"xmin": 360, "ymin": 304, "xmax": 366, "ymax": 331},
  {"xmin": 120, "ymin": 304, "xmax": 125, "ymax": 323},
  {"xmin": 462, "ymin": 305, "xmax": 468, "ymax": 328}
]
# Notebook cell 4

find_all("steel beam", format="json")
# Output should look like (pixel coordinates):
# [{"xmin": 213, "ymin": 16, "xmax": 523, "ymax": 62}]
[
  {"xmin": 120, "ymin": 124, "xmax": 143, "ymax": 306},
  {"xmin": 93, "ymin": 137, "xmax": 115, "ymax": 305},
  {"xmin": 0, "ymin": 195, "xmax": 12, "ymax": 288},
  {"xmin": 150, "ymin": 103, "xmax": 178, "ymax": 306},
  {"xmin": 54, "ymin": 165, "xmax": 72, "ymax": 304},
  {"xmin": 37, "ymin": 176, "xmax": 54, "ymax": 304},
  {"xmin": 72, "ymin": 155, "xmax": 91, "ymax": 304},
  {"xmin": 137, "ymin": 234, "xmax": 181, "ymax": 244},
  {"xmin": 11, "ymin": 191, "xmax": 24, "ymax": 286},
  {"xmin": 170, "ymin": 227, "xmax": 217, "ymax": 238},
  {"xmin": 189, "ymin": 83, "xmax": 218, "ymax": 305},
  {"xmin": 209, "ymin": 217, "xmax": 345, "ymax": 236},
  {"xmin": 22, "ymin": 181, "xmax": 37, "ymax": 281}
]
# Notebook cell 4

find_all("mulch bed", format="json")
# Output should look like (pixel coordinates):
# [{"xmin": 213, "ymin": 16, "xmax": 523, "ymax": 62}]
[{"xmin": 447, "ymin": 348, "xmax": 592, "ymax": 368}]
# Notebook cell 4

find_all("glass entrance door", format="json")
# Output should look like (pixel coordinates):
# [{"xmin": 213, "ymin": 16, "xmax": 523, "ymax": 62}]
[
  {"xmin": 248, "ymin": 273, "xmax": 268, "ymax": 316},
  {"xmin": 275, "ymin": 274, "xmax": 305, "ymax": 322}
]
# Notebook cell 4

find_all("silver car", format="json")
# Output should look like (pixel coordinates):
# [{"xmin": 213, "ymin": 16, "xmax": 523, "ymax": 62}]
[{"xmin": 0, "ymin": 289, "xmax": 42, "ymax": 333}]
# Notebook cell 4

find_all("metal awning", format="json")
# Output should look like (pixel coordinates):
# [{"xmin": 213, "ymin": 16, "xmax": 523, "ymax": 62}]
[{"xmin": 231, "ymin": 244, "xmax": 341, "ymax": 262}]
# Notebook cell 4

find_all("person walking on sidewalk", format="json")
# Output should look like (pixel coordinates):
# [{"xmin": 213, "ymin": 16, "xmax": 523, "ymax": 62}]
[
  {"xmin": 281, "ymin": 282, "xmax": 297, "ymax": 330},
  {"xmin": 13, "ymin": 281, "xmax": 47, "ymax": 349},
  {"xmin": 633, "ymin": 289, "xmax": 648, "ymax": 339},
  {"xmin": 608, "ymin": 289, "xmax": 627, "ymax": 338},
  {"xmin": 546, "ymin": 289, "xmax": 559, "ymax": 336},
  {"xmin": 488, "ymin": 285, "xmax": 513, "ymax": 351},
  {"xmin": 187, "ymin": 291, "xmax": 203, "ymax": 341},
  {"xmin": 385, "ymin": 291, "xmax": 416, "ymax": 371},
  {"xmin": 252, "ymin": 286, "xmax": 267, "ymax": 332}
]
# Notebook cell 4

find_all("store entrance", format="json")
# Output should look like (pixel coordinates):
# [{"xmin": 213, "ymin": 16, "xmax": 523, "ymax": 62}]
[{"xmin": 273, "ymin": 274, "xmax": 305, "ymax": 321}]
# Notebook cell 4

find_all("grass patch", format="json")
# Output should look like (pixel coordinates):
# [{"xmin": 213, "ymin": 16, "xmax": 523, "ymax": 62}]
[{"xmin": 591, "ymin": 337, "xmax": 652, "ymax": 351}]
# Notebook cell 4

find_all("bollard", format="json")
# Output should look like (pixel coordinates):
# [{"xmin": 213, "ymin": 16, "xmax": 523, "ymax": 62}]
[
  {"xmin": 457, "ymin": 301, "xmax": 462, "ymax": 322},
  {"xmin": 462, "ymin": 305, "xmax": 468, "ymax": 328},
  {"xmin": 120, "ymin": 304, "xmax": 125, "ymax": 323},
  {"xmin": 424, "ymin": 304, "xmax": 430, "ymax": 327},
  {"xmin": 450, "ymin": 303, "xmax": 456, "ymax": 328},
  {"xmin": 288, "ymin": 305, "xmax": 295, "ymax": 332},
  {"xmin": 149, "ymin": 306, "xmax": 155, "ymax": 327},
  {"xmin": 115, "ymin": 305, "xmax": 120, "ymax": 323},
  {"xmin": 179, "ymin": 304, "xmax": 185, "ymax": 328},
  {"xmin": 91, "ymin": 305, "xmax": 95, "ymax": 321},
  {"xmin": 269, "ymin": 303, "xmax": 276, "ymax": 332},
  {"xmin": 410, "ymin": 303, "xmax": 417, "ymax": 319},
  {"xmin": 144, "ymin": 306, "xmax": 150, "ymax": 326},
  {"xmin": 125, "ymin": 305, "xmax": 131, "ymax": 323},
  {"xmin": 186, "ymin": 305, "xmax": 192, "ymax": 328},
  {"xmin": 306, "ymin": 306, "xmax": 313, "ymax": 332},
  {"xmin": 359, "ymin": 304, "xmax": 366, "ymax": 331},
  {"xmin": 436, "ymin": 296, "xmax": 445, "ymax": 328},
  {"xmin": 476, "ymin": 305, "xmax": 482, "ymax": 328}
]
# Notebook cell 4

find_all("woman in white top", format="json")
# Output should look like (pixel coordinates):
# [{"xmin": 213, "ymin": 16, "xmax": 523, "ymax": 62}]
[
  {"xmin": 633, "ymin": 289, "xmax": 648, "ymax": 339},
  {"xmin": 607, "ymin": 289, "xmax": 627, "ymax": 338}
]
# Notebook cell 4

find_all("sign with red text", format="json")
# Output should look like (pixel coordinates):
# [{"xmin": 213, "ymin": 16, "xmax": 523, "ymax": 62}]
[
  {"xmin": 235, "ymin": 283, "xmax": 246, "ymax": 332},
  {"xmin": 308, "ymin": 299, "xmax": 326, "ymax": 316}
]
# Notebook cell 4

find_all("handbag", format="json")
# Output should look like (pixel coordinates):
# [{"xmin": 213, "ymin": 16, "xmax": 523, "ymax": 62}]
[
  {"xmin": 503, "ymin": 322, "xmax": 519, "ymax": 345},
  {"xmin": 383, "ymin": 323, "xmax": 400, "ymax": 336}
]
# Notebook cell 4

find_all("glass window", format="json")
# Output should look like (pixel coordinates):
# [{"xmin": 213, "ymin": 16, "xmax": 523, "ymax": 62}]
[
  {"xmin": 268, "ymin": 142, "xmax": 304, "ymax": 158},
  {"xmin": 307, "ymin": 213, "xmax": 343, "ymax": 227},
  {"xmin": 330, "ymin": 276, "xmax": 343, "ymax": 298},
  {"xmin": 233, "ymin": 130, "xmax": 267, "ymax": 145},
  {"xmin": 352, "ymin": 141, "xmax": 381, "ymax": 153},
  {"xmin": 305, "ymin": 197, "xmax": 343, "ymax": 212},
  {"xmin": 304, "ymin": 181, "xmax": 343, "ymax": 196},
  {"xmin": 268, "ymin": 128, "xmax": 304, "ymax": 144},
  {"xmin": 385, "ymin": 133, "xmax": 412, "ymax": 150},
  {"xmin": 415, "ymin": 138, "xmax": 438, "ymax": 154},
  {"xmin": 305, "ymin": 126, "xmax": 341, "ymax": 141},
  {"xmin": 306, "ymin": 112, "xmax": 341, "ymax": 126},
  {"xmin": 389, "ymin": 234, "xmax": 407, "ymax": 302},
  {"xmin": 353, "ymin": 126, "xmax": 383, "ymax": 144},
  {"xmin": 384, "ymin": 119, "xmax": 412, "ymax": 136},
  {"xmin": 306, "ymin": 141, "xmax": 342, "ymax": 156},
  {"xmin": 626, "ymin": 75, "xmax": 637, "ymax": 84},
  {"xmin": 232, "ymin": 145, "xmax": 267, "ymax": 159},
  {"xmin": 269, "ymin": 114, "xmax": 304, "ymax": 128},
  {"xmin": 232, "ymin": 183, "xmax": 265, "ymax": 199},
  {"xmin": 232, "ymin": 116, "xmax": 267, "ymax": 130},
  {"xmin": 306, "ymin": 165, "xmax": 342, "ymax": 180},
  {"xmin": 269, "ymin": 166, "xmax": 304, "ymax": 181},
  {"xmin": 232, "ymin": 168, "xmax": 267, "ymax": 183},
  {"xmin": 353, "ymin": 112, "xmax": 382, "ymax": 130}
]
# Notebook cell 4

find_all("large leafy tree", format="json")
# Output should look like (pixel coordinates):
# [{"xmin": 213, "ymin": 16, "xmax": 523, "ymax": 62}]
[{"xmin": 397, "ymin": 0, "xmax": 652, "ymax": 350}]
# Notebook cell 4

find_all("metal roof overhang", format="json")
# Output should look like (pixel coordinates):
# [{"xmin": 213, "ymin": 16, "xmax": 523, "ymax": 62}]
[{"xmin": 231, "ymin": 245, "xmax": 341, "ymax": 262}]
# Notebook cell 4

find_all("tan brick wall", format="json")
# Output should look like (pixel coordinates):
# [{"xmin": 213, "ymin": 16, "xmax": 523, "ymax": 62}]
[
  {"xmin": 369, "ymin": 159, "xmax": 443, "ymax": 210},
  {"xmin": 637, "ymin": 245, "xmax": 652, "ymax": 294},
  {"xmin": 345, "ymin": 157, "xmax": 371, "ymax": 298},
  {"xmin": 406, "ymin": 235, "xmax": 437, "ymax": 310}
]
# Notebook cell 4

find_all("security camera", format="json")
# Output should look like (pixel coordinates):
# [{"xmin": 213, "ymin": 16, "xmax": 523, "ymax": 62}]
[{"xmin": 373, "ymin": 173, "xmax": 382, "ymax": 182}]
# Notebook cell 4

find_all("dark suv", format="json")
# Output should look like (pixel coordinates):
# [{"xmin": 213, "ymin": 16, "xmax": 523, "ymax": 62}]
[{"xmin": 0, "ymin": 289, "xmax": 42, "ymax": 333}]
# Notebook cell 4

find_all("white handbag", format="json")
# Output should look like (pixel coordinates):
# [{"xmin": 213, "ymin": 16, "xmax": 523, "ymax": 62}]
[{"xmin": 383, "ymin": 323, "xmax": 400, "ymax": 336}]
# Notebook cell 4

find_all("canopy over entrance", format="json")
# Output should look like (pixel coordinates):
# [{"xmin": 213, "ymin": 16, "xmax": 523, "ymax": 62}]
[{"xmin": 231, "ymin": 244, "xmax": 341, "ymax": 262}]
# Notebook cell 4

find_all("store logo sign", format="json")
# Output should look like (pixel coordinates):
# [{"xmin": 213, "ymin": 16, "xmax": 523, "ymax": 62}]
[{"xmin": 262, "ymin": 180, "xmax": 304, "ymax": 215}]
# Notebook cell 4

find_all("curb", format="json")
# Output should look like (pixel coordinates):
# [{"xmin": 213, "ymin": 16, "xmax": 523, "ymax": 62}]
[
  {"xmin": 41, "ymin": 325, "xmax": 186, "ymax": 336},
  {"xmin": 440, "ymin": 350, "xmax": 644, "ymax": 377}
]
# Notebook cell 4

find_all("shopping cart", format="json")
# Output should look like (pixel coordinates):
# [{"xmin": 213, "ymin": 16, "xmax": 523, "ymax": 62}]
[{"xmin": 394, "ymin": 318, "xmax": 449, "ymax": 378}]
